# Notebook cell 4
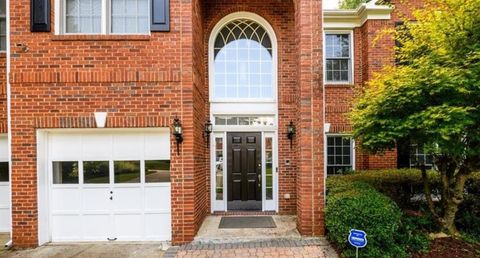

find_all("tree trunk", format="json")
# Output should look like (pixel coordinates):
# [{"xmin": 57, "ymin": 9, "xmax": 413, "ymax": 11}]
[
  {"xmin": 421, "ymin": 165, "xmax": 439, "ymax": 220},
  {"xmin": 438, "ymin": 167, "xmax": 469, "ymax": 236}
]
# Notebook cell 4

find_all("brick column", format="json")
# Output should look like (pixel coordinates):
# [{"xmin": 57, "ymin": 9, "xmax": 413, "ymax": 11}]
[
  {"xmin": 171, "ymin": 0, "xmax": 208, "ymax": 245},
  {"xmin": 295, "ymin": 0, "xmax": 325, "ymax": 236}
]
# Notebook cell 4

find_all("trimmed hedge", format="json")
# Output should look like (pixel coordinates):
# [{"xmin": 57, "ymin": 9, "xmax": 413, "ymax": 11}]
[
  {"xmin": 335, "ymin": 169, "xmax": 479, "ymax": 208},
  {"xmin": 326, "ymin": 179, "xmax": 406, "ymax": 257}
]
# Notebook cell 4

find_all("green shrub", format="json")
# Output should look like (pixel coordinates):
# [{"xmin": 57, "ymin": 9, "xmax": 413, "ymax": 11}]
[
  {"xmin": 326, "ymin": 180, "xmax": 406, "ymax": 258},
  {"xmin": 326, "ymin": 169, "xmax": 480, "ymax": 256},
  {"xmin": 396, "ymin": 214, "xmax": 432, "ymax": 254},
  {"xmin": 456, "ymin": 176, "xmax": 480, "ymax": 242},
  {"xmin": 337, "ymin": 169, "xmax": 479, "ymax": 209}
]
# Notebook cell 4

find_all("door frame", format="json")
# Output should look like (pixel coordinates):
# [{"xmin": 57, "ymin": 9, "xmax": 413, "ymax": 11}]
[{"xmin": 210, "ymin": 128, "xmax": 278, "ymax": 212}]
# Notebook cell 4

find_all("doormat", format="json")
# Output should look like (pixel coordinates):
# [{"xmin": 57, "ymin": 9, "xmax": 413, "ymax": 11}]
[{"xmin": 219, "ymin": 216, "xmax": 277, "ymax": 229}]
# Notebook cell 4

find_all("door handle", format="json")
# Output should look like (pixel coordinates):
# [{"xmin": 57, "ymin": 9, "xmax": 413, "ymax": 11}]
[
  {"xmin": 110, "ymin": 196, "xmax": 113, "ymax": 200},
  {"xmin": 107, "ymin": 237, "xmax": 117, "ymax": 241}
]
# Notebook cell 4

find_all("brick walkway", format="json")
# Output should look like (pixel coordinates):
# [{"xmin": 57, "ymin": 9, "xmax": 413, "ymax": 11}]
[{"xmin": 164, "ymin": 238, "xmax": 337, "ymax": 258}]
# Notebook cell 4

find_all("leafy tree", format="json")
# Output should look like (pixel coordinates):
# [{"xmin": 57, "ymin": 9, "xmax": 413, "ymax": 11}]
[
  {"xmin": 351, "ymin": 0, "xmax": 480, "ymax": 236},
  {"xmin": 339, "ymin": 0, "xmax": 368, "ymax": 9}
]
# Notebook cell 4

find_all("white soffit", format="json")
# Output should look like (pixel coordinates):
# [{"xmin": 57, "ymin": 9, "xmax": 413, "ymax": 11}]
[{"xmin": 323, "ymin": 0, "xmax": 393, "ymax": 29}]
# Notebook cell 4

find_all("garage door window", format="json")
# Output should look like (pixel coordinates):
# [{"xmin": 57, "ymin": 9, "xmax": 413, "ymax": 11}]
[
  {"xmin": 145, "ymin": 160, "xmax": 170, "ymax": 183},
  {"xmin": 52, "ymin": 161, "xmax": 79, "ymax": 184},
  {"xmin": 114, "ymin": 160, "xmax": 140, "ymax": 183},
  {"xmin": 0, "ymin": 162, "xmax": 8, "ymax": 182},
  {"xmin": 84, "ymin": 161, "xmax": 109, "ymax": 184}
]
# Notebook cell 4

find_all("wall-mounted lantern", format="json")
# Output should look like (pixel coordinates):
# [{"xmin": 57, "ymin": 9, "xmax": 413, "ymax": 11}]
[
  {"xmin": 204, "ymin": 120, "xmax": 213, "ymax": 144},
  {"xmin": 287, "ymin": 121, "xmax": 296, "ymax": 148},
  {"xmin": 172, "ymin": 117, "xmax": 183, "ymax": 155}
]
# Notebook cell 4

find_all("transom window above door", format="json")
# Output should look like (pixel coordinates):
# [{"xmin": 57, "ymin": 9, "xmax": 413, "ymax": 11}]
[
  {"xmin": 213, "ymin": 19, "xmax": 275, "ymax": 101},
  {"xmin": 61, "ymin": 0, "xmax": 149, "ymax": 34}
]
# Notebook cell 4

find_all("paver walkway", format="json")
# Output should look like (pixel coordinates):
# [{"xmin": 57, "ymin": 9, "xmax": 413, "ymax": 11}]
[{"xmin": 165, "ymin": 238, "xmax": 338, "ymax": 258}]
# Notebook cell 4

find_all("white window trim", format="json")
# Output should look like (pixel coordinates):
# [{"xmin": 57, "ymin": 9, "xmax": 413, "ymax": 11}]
[
  {"xmin": 323, "ymin": 30, "xmax": 354, "ymax": 85},
  {"xmin": 324, "ymin": 133, "xmax": 356, "ymax": 176},
  {"xmin": 409, "ymin": 144, "xmax": 434, "ymax": 168},
  {"xmin": 208, "ymin": 12, "xmax": 278, "ymax": 104},
  {"xmin": 55, "ymin": 0, "xmax": 151, "ymax": 35}
]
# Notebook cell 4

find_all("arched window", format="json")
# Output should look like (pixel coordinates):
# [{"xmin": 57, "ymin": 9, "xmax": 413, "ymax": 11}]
[{"xmin": 213, "ymin": 19, "xmax": 274, "ymax": 100}]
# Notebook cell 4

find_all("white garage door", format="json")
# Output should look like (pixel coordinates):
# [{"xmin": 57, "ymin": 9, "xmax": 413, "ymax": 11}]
[
  {"xmin": 48, "ymin": 130, "xmax": 171, "ymax": 241},
  {"xmin": 0, "ymin": 136, "xmax": 9, "ymax": 232}
]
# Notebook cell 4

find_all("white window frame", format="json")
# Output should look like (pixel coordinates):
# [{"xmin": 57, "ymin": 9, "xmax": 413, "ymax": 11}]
[
  {"xmin": 409, "ymin": 143, "xmax": 434, "ymax": 169},
  {"xmin": 324, "ymin": 134, "xmax": 355, "ymax": 176},
  {"xmin": 323, "ymin": 30, "xmax": 354, "ymax": 85},
  {"xmin": 55, "ymin": 0, "xmax": 150, "ymax": 35},
  {"xmin": 208, "ymin": 12, "xmax": 278, "ymax": 104}
]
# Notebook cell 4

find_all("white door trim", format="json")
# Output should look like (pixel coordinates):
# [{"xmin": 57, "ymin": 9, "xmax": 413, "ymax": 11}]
[{"xmin": 210, "ymin": 130, "xmax": 278, "ymax": 213}]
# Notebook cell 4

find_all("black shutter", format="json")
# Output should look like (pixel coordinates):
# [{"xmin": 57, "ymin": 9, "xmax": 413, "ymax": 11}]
[
  {"xmin": 31, "ymin": 0, "xmax": 51, "ymax": 32},
  {"xmin": 151, "ymin": 0, "xmax": 170, "ymax": 32}
]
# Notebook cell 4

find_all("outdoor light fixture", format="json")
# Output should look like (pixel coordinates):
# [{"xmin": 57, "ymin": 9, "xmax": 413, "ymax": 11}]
[
  {"xmin": 287, "ymin": 121, "xmax": 296, "ymax": 148},
  {"xmin": 204, "ymin": 120, "xmax": 213, "ymax": 143},
  {"xmin": 172, "ymin": 117, "xmax": 183, "ymax": 154}
]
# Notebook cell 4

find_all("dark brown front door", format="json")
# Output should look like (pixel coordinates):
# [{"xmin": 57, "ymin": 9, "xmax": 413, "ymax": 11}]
[{"xmin": 227, "ymin": 132, "xmax": 262, "ymax": 210}]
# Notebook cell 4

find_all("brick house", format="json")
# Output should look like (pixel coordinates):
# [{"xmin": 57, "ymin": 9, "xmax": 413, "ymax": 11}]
[{"xmin": 0, "ymin": 0, "xmax": 424, "ymax": 247}]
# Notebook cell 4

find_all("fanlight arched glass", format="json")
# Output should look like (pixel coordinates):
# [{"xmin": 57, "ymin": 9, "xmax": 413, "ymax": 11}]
[{"xmin": 213, "ymin": 19, "xmax": 274, "ymax": 100}]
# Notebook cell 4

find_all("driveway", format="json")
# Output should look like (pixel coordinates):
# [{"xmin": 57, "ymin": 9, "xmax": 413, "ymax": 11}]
[
  {"xmin": 0, "ymin": 239, "xmax": 337, "ymax": 258},
  {"xmin": 0, "ymin": 243, "xmax": 166, "ymax": 258}
]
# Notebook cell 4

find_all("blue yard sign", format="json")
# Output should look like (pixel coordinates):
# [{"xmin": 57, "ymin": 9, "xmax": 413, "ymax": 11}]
[{"xmin": 348, "ymin": 229, "xmax": 367, "ymax": 258}]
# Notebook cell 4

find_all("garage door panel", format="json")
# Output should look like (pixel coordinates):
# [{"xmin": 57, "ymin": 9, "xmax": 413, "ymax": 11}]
[
  {"xmin": 52, "ymin": 188, "xmax": 81, "ymax": 212},
  {"xmin": 82, "ymin": 215, "xmax": 111, "ymax": 241},
  {"xmin": 0, "ymin": 184, "xmax": 9, "ymax": 206},
  {"xmin": 144, "ymin": 186, "xmax": 171, "ymax": 210},
  {"xmin": 51, "ymin": 215, "xmax": 83, "ymax": 241},
  {"xmin": 0, "ymin": 183, "xmax": 11, "ymax": 232},
  {"xmin": 114, "ymin": 214, "xmax": 143, "ymax": 240},
  {"xmin": 113, "ymin": 134, "xmax": 143, "ymax": 160},
  {"xmin": 82, "ymin": 135, "xmax": 112, "ymax": 160},
  {"xmin": 113, "ymin": 187, "xmax": 142, "ymax": 211},
  {"xmin": 144, "ymin": 134, "xmax": 170, "ymax": 159},
  {"xmin": 0, "ymin": 137, "xmax": 9, "ymax": 232},
  {"xmin": 48, "ymin": 130, "xmax": 171, "ymax": 242},
  {"xmin": 0, "ymin": 208, "xmax": 10, "ymax": 232},
  {"xmin": 145, "ymin": 213, "xmax": 171, "ymax": 240},
  {"xmin": 49, "ymin": 135, "xmax": 82, "ymax": 160},
  {"xmin": 82, "ymin": 188, "xmax": 111, "ymax": 212}
]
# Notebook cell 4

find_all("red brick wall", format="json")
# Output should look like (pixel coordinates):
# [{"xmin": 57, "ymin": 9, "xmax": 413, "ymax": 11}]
[
  {"xmin": 192, "ymin": 0, "xmax": 209, "ymax": 243},
  {"xmin": 391, "ymin": 0, "xmax": 425, "ymax": 21},
  {"xmin": 0, "ymin": 54, "xmax": 6, "ymax": 133},
  {"xmin": 325, "ymin": 0, "xmax": 424, "ymax": 170},
  {"xmin": 9, "ymin": 0, "xmax": 204, "ymax": 247}
]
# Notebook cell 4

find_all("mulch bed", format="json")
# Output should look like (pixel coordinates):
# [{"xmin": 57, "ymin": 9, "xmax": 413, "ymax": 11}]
[{"xmin": 412, "ymin": 237, "xmax": 480, "ymax": 258}]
